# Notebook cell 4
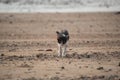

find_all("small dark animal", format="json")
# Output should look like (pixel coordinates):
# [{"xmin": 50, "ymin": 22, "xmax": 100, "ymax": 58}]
[{"xmin": 56, "ymin": 30, "xmax": 69, "ymax": 57}]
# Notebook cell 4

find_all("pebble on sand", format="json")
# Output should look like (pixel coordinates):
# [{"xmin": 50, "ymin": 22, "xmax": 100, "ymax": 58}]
[
  {"xmin": 97, "ymin": 67, "xmax": 104, "ymax": 70},
  {"xmin": 1, "ymin": 53, "xmax": 4, "ymax": 56},
  {"xmin": 118, "ymin": 62, "xmax": 120, "ymax": 66},
  {"xmin": 61, "ymin": 66, "xmax": 65, "ymax": 70},
  {"xmin": 46, "ymin": 49, "xmax": 53, "ymax": 51}
]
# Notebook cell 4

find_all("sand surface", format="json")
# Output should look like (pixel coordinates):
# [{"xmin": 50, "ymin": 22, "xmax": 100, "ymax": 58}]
[{"xmin": 0, "ymin": 12, "xmax": 120, "ymax": 80}]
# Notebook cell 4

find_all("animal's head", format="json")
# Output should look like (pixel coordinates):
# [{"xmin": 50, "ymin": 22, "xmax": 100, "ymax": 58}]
[{"xmin": 56, "ymin": 30, "xmax": 69, "ymax": 40}]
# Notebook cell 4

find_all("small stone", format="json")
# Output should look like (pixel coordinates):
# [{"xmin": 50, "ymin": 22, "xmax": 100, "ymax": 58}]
[
  {"xmin": 99, "ymin": 75, "xmax": 105, "ymax": 79},
  {"xmin": 118, "ymin": 62, "xmax": 120, "ymax": 67},
  {"xmin": 86, "ymin": 55, "xmax": 90, "ymax": 58},
  {"xmin": 69, "ymin": 61, "xmax": 71, "ymax": 64},
  {"xmin": 61, "ymin": 66, "xmax": 65, "ymax": 70},
  {"xmin": 46, "ymin": 49, "xmax": 53, "ymax": 51},
  {"xmin": 56, "ymin": 72, "xmax": 60, "ymax": 74},
  {"xmin": 97, "ymin": 67, "xmax": 104, "ymax": 70},
  {"xmin": 108, "ymin": 69, "xmax": 112, "ymax": 71},
  {"xmin": 1, "ymin": 54, "xmax": 4, "ymax": 56},
  {"xmin": 9, "ymin": 21, "xmax": 13, "ymax": 24},
  {"xmin": 56, "ymin": 59, "xmax": 59, "ymax": 62},
  {"xmin": 87, "ymin": 41, "xmax": 89, "ymax": 43},
  {"xmin": 85, "ymin": 66, "xmax": 88, "ymax": 68},
  {"xmin": 79, "ymin": 66, "xmax": 81, "ymax": 69}
]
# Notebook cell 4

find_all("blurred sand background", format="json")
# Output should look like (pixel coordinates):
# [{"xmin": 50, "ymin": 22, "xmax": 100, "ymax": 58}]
[{"xmin": 0, "ymin": 0, "xmax": 120, "ymax": 12}]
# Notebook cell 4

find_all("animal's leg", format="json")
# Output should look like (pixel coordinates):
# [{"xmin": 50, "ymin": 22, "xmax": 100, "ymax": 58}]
[
  {"xmin": 58, "ymin": 44, "xmax": 62, "ymax": 57},
  {"xmin": 62, "ymin": 44, "xmax": 67, "ymax": 57}
]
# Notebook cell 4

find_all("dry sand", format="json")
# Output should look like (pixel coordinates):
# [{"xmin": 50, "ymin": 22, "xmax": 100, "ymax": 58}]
[{"xmin": 0, "ymin": 12, "xmax": 120, "ymax": 80}]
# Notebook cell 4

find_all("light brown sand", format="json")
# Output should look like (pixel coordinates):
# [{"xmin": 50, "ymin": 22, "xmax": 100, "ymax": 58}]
[{"xmin": 0, "ymin": 12, "xmax": 120, "ymax": 80}]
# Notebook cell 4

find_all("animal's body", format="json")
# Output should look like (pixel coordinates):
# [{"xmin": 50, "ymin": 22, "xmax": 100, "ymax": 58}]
[{"xmin": 56, "ymin": 30, "xmax": 69, "ymax": 57}]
